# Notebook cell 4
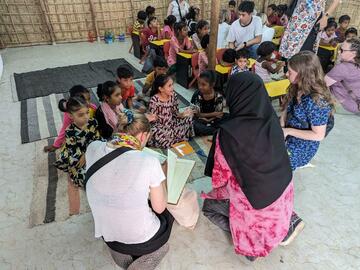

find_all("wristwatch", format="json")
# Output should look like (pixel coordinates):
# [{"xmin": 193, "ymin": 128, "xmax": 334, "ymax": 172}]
[{"xmin": 243, "ymin": 42, "xmax": 247, "ymax": 48}]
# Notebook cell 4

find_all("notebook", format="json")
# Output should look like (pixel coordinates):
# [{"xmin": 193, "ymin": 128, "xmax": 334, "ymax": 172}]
[{"xmin": 172, "ymin": 141, "xmax": 195, "ymax": 157}]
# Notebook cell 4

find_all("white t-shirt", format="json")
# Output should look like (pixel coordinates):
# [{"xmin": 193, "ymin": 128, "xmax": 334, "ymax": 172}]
[
  {"xmin": 227, "ymin": 16, "xmax": 263, "ymax": 47},
  {"xmin": 261, "ymin": 25, "xmax": 275, "ymax": 42},
  {"xmin": 86, "ymin": 141, "xmax": 165, "ymax": 244},
  {"xmin": 217, "ymin": 22, "xmax": 231, "ymax": 49},
  {"xmin": 169, "ymin": 0, "xmax": 190, "ymax": 22}
]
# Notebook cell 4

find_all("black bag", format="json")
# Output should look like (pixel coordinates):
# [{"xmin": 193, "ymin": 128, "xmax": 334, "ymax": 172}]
[
  {"xmin": 175, "ymin": 0, "xmax": 186, "ymax": 22},
  {"xmin": 287, "ymin": 99, "xmax": 334, "ymax": 137},
  {"xmin": 84, "ymin": 146, "xmax": 132, "ymax": 189}
]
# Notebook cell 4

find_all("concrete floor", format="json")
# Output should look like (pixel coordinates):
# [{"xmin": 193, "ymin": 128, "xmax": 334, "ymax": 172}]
[{"xmin": 0, "ymin": 41, "xmax": 359, "ymax": 270}]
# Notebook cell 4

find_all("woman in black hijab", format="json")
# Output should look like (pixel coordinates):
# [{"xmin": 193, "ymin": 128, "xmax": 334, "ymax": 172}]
[{"xmin": 201, "ymin": 72, "xmax": 303, "ymax": 262}]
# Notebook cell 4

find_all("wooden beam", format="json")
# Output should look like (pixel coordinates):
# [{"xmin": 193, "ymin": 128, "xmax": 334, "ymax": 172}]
[
  {"xmin": 202, "ymin": 0, "xmax": 206, "ymax": 20},
  {"xmin": 263, "ymin": 0, "xmax": 269, "ymax": 13},
  {"xmin": 208, "ymin": 0, "xmax": 220, "ymax": 69},
  {"xmin": 89, "ymin": 0, "xmax": 100, "ymax": 42},
  {"xmin": 39, "ymin": 0, "xmax": 56, "ymax": 44}
]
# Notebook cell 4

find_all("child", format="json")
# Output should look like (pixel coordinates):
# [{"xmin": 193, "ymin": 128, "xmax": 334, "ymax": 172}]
[
  {"xmin": 95, "ymin": 81, "xmax": 124, "ymax": 139},
  {"xmin": 319, "ymin": 20, "xmax": 338, "ymax": 47},
  {"xmin": 162, "ymin": 15, "xmax": 177, "ymax": 39},
  {"xmin": 141, "ymin": 17, "xmax": 160, "ymax": 48},
  {"xmin": 335, "ymin": 15, "xmax": 351, "ymax": 43},
  {"xmin": 191, "ymin": 20, "xmax": 210, "ymax": 50},
  {"xmin": 221, "ymin": 48, "xmax": 236, "ymax": 66},
  {"xmin": 255, "ymin": 41, "xmax": 285, "ymax": 82},
  {"xmin": 280, "ymin": 51, "xmax": 334, "ymax": 171},
  {"xmin": 198, "ymin": 34, "xmax": 210, "ymax": 74},
  {"xmin": 142, "ymin": 56, "xmax": 169, "ymax": 97},
  {"xmin": 230, "ymin": 48, "xmax": 249, "ymax": 75},
  {"xmin": 191, "ymin": 70, "xmax": 227, "ymax": 136},
  {"xmin": 259, "ymin": 13, "xmax": 275, "ymax": 42},
  {"xmin": 133, "ymin": 11, "xmax": 147, "ymax": 32},
  {"xmin": 144, "ymin": 6, "xmax": 156, "ymax": 26},
  {"xmin": 186, "ymin": 6, "xmax": 200, "ymax": 36},
  {"xmin": 54, "ymin": 96, "xmax": 102, "ymax": 188},
  {"xmin": 266, "ymin": 4, "xmax": 281, "ymax": 26},
  {"xmin": 345, "ymin": 27, "xmax": 358, "ymax": 40},
  {"xmin": 167, "ymin": 21, "xmax": 196, "ymax": 71},
  {"xmin": 277, "ymin": 4, "xmax": 288, "ymax": 26},
  {"xmin": 228, "ymin": 0, "xmax": 238, "ymax": 24},
  {"xmin": 148, "ymin": 74, "xmax": 194, "ymax": 148},
  {"xmin": 44, "ymin": 85, "xmax": 97, "ymax": 152},
  {"xmin": 217, "ymin": 9, "xmax": 231, "ymax": 49},
  {"xmin": 116, "ymin": 65, "xmax": 136, "ymax": 109}
]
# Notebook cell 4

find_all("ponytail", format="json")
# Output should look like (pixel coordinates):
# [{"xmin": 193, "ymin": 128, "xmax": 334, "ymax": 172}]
[
  {"xmin": 117, "ymin": 110, "xmax": 151, "ymax": 136},
  {"xmin": 58, "ymin": 96, "xmax": 87, "ymax": 114},
  {"xmin": 58, "ymin": 98, "xmax": 68, "ymax": 112}
]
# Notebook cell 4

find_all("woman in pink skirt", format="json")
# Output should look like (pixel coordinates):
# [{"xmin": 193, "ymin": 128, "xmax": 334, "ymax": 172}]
[{"xmin": 202, "ymin": 72, "xmax": 304, "ymax": 262}]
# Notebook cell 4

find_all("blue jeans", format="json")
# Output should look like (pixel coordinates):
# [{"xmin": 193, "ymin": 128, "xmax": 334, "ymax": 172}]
[{"xmin": 247, "ymin": 44, "xmax": 259, "ymax": 59}]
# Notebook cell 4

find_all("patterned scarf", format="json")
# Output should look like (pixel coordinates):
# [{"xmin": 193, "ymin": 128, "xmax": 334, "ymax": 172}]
[
  {"xmin": 101, "ymin": 102, "xmax": 123, "ymax": 131},
  {"xmin": 108, "ymin": 133, "xmax": 141, "ymax": 150}
]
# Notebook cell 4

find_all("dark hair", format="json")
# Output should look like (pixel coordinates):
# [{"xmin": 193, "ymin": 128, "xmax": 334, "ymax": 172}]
[
  {"xmin": 145, "ymin": 6, "xmax": 155, "ymax": 16},
  {"xmin": 222, "ymin": 48, "xmax": 236, "ymax": 63},
  {"xmin": 200, "ymin": 34, "xmax": 210, "ymax": 49},
  {"xmin": 117, "ymin": 65, "xmax": 134, "ymax": 79},
  {"xmin": 153, "ymin": 56, "xmax": 168, "ymax": 68},
  {"xmin": 58, "ymin": 85, "xmax": 89, "ymax": 113},
  {"xmin": 199, "ymin": 70, "xmax": 217, "ymax": 86},
  {"xmin": 96, "ymin": 81, "xmax": 119, "ymax": 102},
  {"xmin": 268, "ymin": 4, "xmax": 277, "ymax": 10},
  {"xmin": 185, "ymin": 6, "xmax": 199, "ymax": 21},
  {"xmin": 347, "ymin": 38, "xmax": 360, "ymax": 67},
  {"xmin": 228, "ymin": 0, "xmax": 236, "ymax": 7},
  {"xmin": 164, "ymin": 15, "xmax": 176, "ymax": 27},
  {"xmin": 196, "ymin": 20, "xmax": 209, "ymax": 34},
  {"xmin": 257, "ymin": 41, "xmax": 276, "ymax": 57},
  {"xmin": 174, "ymin": 21, "xmax": 187, "ymax": 36},
  {"xmin": 339, "ymin": 15, "xmax": 350, "ymax": 24},
  {"xmin": 238, "ymin": 1, "xmax": 255, "ymax": 13},
  {"xmin": 58, "ymin": 96, "xmax": 87, "ymax": 113},
  {"xmin": 235, "ymin": 48, "xmax": 249, "ymax": 60},
  {"xmin": 345, "ymin": 27, "xmax": 358, "ymax": 37},
  {"xmin": 150, "ymin": 74, "xmax": 172, "ymax": 97},
  {"xmin": 277, "ymin": 4, "xmax": 287, "ymax": 16},
  {"xmin": 147, "ymin": 16, "xmax": 157, "ymax": 27},
  {"xmin": 325, "ymin": 20, "xmax": 338, "ymax": 31},
  {"xmin": 137, "ymin": 11, "xmax": 147, "ymax": 21}
]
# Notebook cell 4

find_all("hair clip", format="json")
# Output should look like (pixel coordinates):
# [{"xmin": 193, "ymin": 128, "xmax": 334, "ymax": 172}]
[{"xmin": 124, "ymin": 109, "xmax": 134, "ymax": 125}]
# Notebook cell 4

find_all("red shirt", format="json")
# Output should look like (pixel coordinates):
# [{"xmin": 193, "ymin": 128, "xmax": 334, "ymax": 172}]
[
  {"xmin": 141, "ymin": 27, "xmax": 158, "ymax": 47},
  {"xmin": 121, "ymin": 85, "xmax": 135, "ymax": 102}
]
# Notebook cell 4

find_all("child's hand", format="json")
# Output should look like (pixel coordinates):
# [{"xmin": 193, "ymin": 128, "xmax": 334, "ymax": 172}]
[
  {"xmin": 183, "ymin": 108, "xmax": 194, "ymax": 118},
  {"xmin": 330, "ymin": 39, "xmax": 338, "ymax": 47},
  {"xmin": 146, "ymin": 113, "xmax": 158, "ymax": 122},
  {"xmin": 282, "ymin": 128, "xmax": 290, "ymax": 139},
  {"xmin": 215, "ymin": 112, "xmax": 224, "ymax": 118},
  {"xmin": 76, "ymin": 155, "xmax": 86, "ymax": 168},
  {"xmin": 44, "ymin": 145, "xmax": 58, "ymax": 153},
  {"xmin": 277, "ymin": 61, "xmax": 286, "ymax": 67}
]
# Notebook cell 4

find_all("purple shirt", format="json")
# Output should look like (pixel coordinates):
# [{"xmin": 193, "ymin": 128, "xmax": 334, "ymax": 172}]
[{"xmin": 327, "ymin": 62, "xmax": 360, "ymax": 113}]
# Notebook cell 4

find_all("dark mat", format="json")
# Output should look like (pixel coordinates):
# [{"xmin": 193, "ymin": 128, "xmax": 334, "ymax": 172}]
[{"xmin": 14, "ymin": 58, "xmax": 144, "ymax": 101}]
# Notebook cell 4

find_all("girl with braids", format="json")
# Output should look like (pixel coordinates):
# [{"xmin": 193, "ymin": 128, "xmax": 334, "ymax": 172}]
[
  {"xmin": 44, "ymin": 85, "xmax": 97, "ymax": 152},
  {"xmin": 280, "ymin": 51, "xmax": 334, "ymax": 171},
  {"xmin": 325, "ymin": 38, "xmax": 360, "ymax": 114}
]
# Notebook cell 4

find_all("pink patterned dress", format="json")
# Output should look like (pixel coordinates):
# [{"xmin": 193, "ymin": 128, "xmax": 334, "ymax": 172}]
[{"xmin": 202, "ymin": 138, "xmax": 294, "ymax": 257}]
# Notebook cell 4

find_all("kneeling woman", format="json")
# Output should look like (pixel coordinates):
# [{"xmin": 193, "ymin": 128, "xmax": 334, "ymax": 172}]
[
  {"xmin": 202, "ymin": 73, "xmax": 300, "ymax": 261},
  {"xmin": 148, "ymin": 74, "xmax": 194, "ymax": 148},
  {"xmin": 86, "ymin": 112, "xmax": 173, "ymax": 270}
]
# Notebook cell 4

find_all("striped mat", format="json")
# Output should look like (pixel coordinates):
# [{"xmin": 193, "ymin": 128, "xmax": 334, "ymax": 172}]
[
  {"xmin": 30, "ymin": 136, "xmax": 211, "ymax": 227},
  {"xmin": 21, "ymin": 79, "xmax": 191, "ymax": 144}
]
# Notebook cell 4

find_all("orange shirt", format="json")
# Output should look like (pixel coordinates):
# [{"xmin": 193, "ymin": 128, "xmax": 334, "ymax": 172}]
[{"xmin": 121, "ymin": 85, "xmax": 135, "ymax": 101}]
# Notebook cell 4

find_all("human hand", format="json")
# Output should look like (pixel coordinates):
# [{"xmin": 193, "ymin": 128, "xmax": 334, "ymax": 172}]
[
  {"xmin": 318, "ymin": 16, "xmax": 328, "ymax": 31},
  {"xmin": 282, "ymin": 128, "xmax": 290, "ymax": 139},
  {"xmin": 277, "ymin": 61, "xmax": 286, "ymax": 67},
  {"xmin": 215, "ymin": 112, "xmax": 224, "ymax": 118},
  {"xmin": 76, "ymin": 155, "xmax": 86, "ymax": 168},
  {"xmin": 330, "ymin": 39, "xmax": 338, "ymax": 47},
  {"xmin": 43, "ymin": 145, "xmax": 58, "ymax": 153},
  {"xmin": 183, "ymin": 108, "xmax": 194, "ymax": 118},
  {"xmin": 146, "ymin": 113, "xmax": 158, "ymax": 122},
  {"xmin": 236, "ymin": 43, "xmax": 245, "ymax": 50}
]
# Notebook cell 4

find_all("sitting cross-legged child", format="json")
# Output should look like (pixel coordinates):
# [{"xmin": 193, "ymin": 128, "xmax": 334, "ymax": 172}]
[
  {"xmin": 230, "ymin": 48, "xmax": 249, "ymax": 75},
  {"xmin": 191, "ymin": 70, "xmax": 228, "ymax": 136},
  {"xmin": 255, "ymin": 41, "xmax": 285, "ymax": 82}
]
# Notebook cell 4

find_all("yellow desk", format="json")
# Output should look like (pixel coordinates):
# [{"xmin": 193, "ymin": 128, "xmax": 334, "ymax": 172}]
[
  {"xmin": 272, "ymin": 26, "xmax": 285, "ymax": 38},
  {"xmin": 215, "ymin": 64, "xmax": 231, "ymax": 74},
  {"xmin": 176, "ymin": 52, "xmax": 194, "ymax": 88},
  {"xmin": 319, "ymin": 44, "xmax": 339, "ymax": 63},
  {"xmin": 131, "ymin": 31, "xmax": 142, "ymax": 59},
  {"xmin": 265, "ymin": 79, "xmax": 290, "ymax": 98},
  {"xmin": 150, "ymin": 39, "xmax": 170, "ymax": 47},
  {"xmin": 177, "ymin": 52, "xmax": 193, "ymax": 59},
  {"xmin": 272, "ymin": 38, "xmax": 281, "ymax": 46}
]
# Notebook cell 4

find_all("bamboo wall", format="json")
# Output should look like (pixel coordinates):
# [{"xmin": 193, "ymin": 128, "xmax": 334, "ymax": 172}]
[{"xmin": 0, "ymin": 0, "xmax": 359, "ymax": 48}]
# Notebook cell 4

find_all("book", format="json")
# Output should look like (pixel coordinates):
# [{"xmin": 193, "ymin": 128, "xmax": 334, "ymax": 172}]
[
  {"xmin": 172, "ymin": 141, "xmax": 195, "ymax": 157},
  {"xmin": 142, "ymin": 147, "xmax": 167, "ymax": 164},
  {"xmin": 167, "ymin": 149, "xmax": 195, "ymax": 204}
]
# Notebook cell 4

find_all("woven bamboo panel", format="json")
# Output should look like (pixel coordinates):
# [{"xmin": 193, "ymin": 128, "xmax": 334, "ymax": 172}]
[{"xmin": 0, "ymin": 0, "xmax": 51, "ymax": 47}]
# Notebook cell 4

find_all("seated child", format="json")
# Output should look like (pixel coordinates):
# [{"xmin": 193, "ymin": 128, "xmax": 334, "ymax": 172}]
[
  {"xmin": 168, "ymin": 22, "xmax": 196, "ymax": 71},
  {"xmin": 255, "ymin": 41, "xmax": 285, "ymax": 82},
  {"xmin": 335, "ymin": 15, "xmax": 351, "ymax": 43},
  {"xmin": 230, "ymin": 48, "xmax": 249, "ymax": 75},
  {"xmin": 345, "ymin": 27, "xmax": 358, "ymax": 40},
  {"xmin": 266, "ymin": 4, "xmax": 281, "ymax": 26},
  {"xmin": 141, "ymin": 16, "xmax": 160, "ymax": 48},
  {"xmin": 141, "ymin": 56, "xmax": 169, "ymax": 98},
  {"xmin": 217, "ymin": 9, "xmax": 231, "ymax": 49},
  {"xmin": 228, "ymin": 0, "xmax": 238, "ymax": 24},
  {"xmin": 44, "ymin": 85, "xmax": 97, "ymax": 152},
  {"xmin": 277, "ymin": 4, "xmax": 288, "ymax": 26},
  {"xmin": 221, "ymin": 48, "xmax": 236, "ymax": 67},
  {"xmin": 148, "ymin": 74, "xmax": 194, "ymax": 148},
  {"xmin": 54, "ymin": 96, "xmax": 102, "ymax": 188},
  {"xmin": 191, "ymin": 70, "xmax": 228, "ymax": 136},
  {"xmin": 198, "ymin": 34, "xmax": 210, "ymax": 74},
  {"xmin": 133, "ymin": 11, "xmax": 147, "ymax": 32},
  {"xmin": 186, "ymin": 6, "xmax": 200, "ymax": 36},
  {"xmin": 192, "ymin": 20, "xmax": 210, "ymax": 50},
  {"xmin": 320, "ymin": 20, "xmax": 338, "ymax": 47},
  {"xmin": 116, "ymin": 65, "xmax": 136, "ymax": 109},
  {"xmin": 162, "ymin": 15, "xmax": 176, "ymax": 39},
  {"xmin": 144, "ymin": 5, "xmax": 156, "ymax": 26}
]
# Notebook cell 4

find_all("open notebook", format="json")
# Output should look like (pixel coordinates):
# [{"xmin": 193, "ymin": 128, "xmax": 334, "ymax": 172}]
[{"xmin": 143, "ymin": 147, "xmax": 195, "ymax": 205}]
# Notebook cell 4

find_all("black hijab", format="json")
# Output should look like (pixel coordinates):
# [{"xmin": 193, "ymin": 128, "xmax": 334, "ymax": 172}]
[{"xmin": 219, "ymin": 72, "xmax": 292, "ymax": 210}]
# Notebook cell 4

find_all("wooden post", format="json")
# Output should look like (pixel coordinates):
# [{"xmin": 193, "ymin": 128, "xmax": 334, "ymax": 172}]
[
  {"xmin": 39, "ymin": 0, "xmax": 56, "ymax": 44},
  {"xmin": 128, "ymin": 0, "xmax": 137, "ymax": 23},
  {"xmin": 208, "ymin": 0, "xmax": 220, "ymax": 69},
  {"xmin": 263, "ymin": 0, "xmax": 269, "ymax": 13},
  {"xmin": 202, "ymin": 0, "xmax": 206, "ymax": 20},
  {"xmin": 89, "ymin": 0, "xmax": 100, "ymax": 42}
]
